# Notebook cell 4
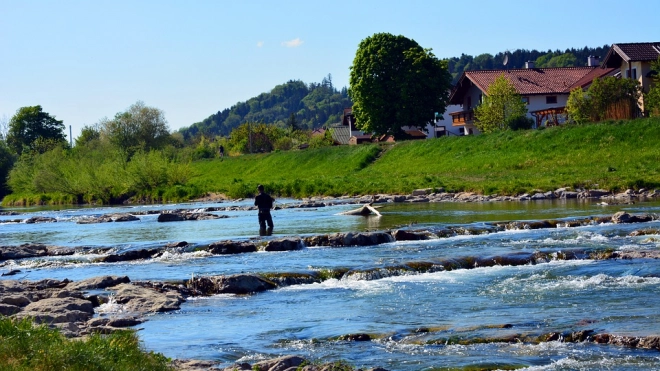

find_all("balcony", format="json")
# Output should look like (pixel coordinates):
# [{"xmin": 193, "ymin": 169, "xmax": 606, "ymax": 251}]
[{"xmin": 449, "ymin": 110, "xmax": 474, "ymax": 126}]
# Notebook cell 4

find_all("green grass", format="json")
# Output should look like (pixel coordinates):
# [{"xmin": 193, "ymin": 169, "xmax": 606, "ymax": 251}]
[
  {"xmin": 0, "ymin": 317, "xmax": 172, "ymax": 371},
  {"xmin": 189, "ymin": 118, "xmax": 660, "ymax": 198},
  {"xmin": 3, "ymin": 118, "xmax": 660, "ymax": 205}
]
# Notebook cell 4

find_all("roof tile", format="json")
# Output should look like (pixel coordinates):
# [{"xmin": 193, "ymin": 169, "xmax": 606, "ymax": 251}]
[{"xmin": 463, "ymin": 67, "xmax": 614, "ymax": 96}]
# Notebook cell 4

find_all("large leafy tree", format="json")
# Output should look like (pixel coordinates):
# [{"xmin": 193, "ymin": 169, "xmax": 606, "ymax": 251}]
[
  {"xmin": 349, "ymin": 33, "xmax": 452, "ymax": 138},
  {"xmin": 6, "ymin": 105, "xmax": 66, "ymax": 155},
  {"xmin": 99, "ymin": 101, "xmax": 171, "ymax": 157},
  {"xmin": 474, "ymin": 74, "xmax": 528, "ymax": 133}
]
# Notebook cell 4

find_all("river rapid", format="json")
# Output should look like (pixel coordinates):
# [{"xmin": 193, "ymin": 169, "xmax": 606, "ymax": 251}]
[{"xmin": 2, "ymin": 198, "xmax": 660, "ymax": 371}]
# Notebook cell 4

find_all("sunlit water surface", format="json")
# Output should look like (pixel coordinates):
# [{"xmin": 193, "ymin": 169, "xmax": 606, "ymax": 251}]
[{"xmin": 2, "ymin": 199, "xmax": 660, "ymax": 370}]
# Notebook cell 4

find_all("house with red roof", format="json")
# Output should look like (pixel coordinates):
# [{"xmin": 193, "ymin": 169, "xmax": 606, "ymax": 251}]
[
  {"xmin": 601, "ymin": 42, "xmax": 660, "ymax": 113},
  {"xmin": 448, "ymin": 59, "xmax": 617, "ymax": 132}
]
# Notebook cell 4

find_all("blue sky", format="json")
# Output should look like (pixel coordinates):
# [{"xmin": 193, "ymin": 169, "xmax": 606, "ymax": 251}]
[{"xmin": 2, "ymin": 0, "xmax": 659, "ymax": 140}]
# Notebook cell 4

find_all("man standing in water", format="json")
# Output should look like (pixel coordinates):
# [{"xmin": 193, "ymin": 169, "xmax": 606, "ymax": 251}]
[{"xmin": 254, "ymin": 184, "xmax": 274, "ymax": 232}]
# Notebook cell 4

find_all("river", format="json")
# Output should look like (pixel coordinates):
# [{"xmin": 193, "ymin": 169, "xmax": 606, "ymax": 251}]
[{"xmin": 2, "ymin": 198, "xmax": 660, "ymax": 370}]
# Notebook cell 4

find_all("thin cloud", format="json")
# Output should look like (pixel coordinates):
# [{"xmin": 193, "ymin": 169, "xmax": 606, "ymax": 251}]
[
  {"xmin": 281, "ymin": 38, "xmax": 303, "ymax": 48},
  {"xmin": 256, "ymin": 41, "xmax": 264, "ymax": 48}
]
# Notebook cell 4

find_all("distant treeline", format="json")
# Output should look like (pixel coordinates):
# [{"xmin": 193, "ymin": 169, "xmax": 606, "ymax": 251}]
[
  {"xmin": 179, "ymin": 45, "xmax": 611, "ymax": 140},
  {"xmin": 447, "ymin": 45, "xmax": 611, "ymax": 83}
]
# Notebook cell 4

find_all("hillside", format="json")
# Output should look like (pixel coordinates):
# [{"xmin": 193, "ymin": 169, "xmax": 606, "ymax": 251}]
[
  {"xmin": 188, "ymin": 118, "xmax": 660, "ymax": 199},
  {"xmin": 179, "ymin": 77, "xmax": 352, "ymax": 140}
]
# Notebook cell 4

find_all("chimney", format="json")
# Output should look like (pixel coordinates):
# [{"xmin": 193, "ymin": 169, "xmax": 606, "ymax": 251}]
[
  {"xmin": 525, "ymin": 60, "xmax": 535, "ymax": 69},
  {"xmin": 587, "ymin": 55, "xmax": 600, "ymax": 67}
]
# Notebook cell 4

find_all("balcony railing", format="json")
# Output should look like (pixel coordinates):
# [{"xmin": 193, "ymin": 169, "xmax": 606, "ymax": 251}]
[{"xmin": 449, "ymin": 110, "xmax": 474, "ymax": 125}]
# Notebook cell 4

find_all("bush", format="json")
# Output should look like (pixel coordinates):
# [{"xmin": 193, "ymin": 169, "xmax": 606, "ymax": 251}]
[{"xmin": 506, "ymin": 115, "xmax": 534, "ymax": 131}]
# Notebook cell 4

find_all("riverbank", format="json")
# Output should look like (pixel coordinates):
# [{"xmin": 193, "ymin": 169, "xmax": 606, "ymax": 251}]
[{"xmin": 3, "ymin": 118, "xmax": 660, "ymax": 207}]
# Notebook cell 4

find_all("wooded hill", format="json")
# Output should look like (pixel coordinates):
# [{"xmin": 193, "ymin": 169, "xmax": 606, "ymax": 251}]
[
  {"xmin": 179, "ymin": 45, "xmax": 611, "ymax": 140},
  {"xmin": 179, "ymin": 76, "xmax": 351, "ymax": 140}
]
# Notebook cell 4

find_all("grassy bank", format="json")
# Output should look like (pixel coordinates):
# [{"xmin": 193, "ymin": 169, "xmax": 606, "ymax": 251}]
[
  {"xmin": 2, "ymin": 118, "xmax": 659, "ymax": 205},
  {"xmin": 190, "ymin": 118, "xmax": 660, "ymax": 198},
  {"xmin": 0, "ymin": 317, "xmax": 172, "ymax": 371}
]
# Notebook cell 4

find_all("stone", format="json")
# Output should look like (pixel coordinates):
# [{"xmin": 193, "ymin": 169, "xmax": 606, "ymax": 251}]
[
  {"xmin": 253, "ymin": 356, "xmax": 305, "ymax": 371},
  {"xmin": 110, "ymin": 283, "xmax": 185, "ymax": 313},
  {"xmin": 66, "ymin": 276, "xmax": 131, "ymax": 291},
  {"xmin": 206, "ymin": 241, "xmax": 257, "ymax": 255},
  {"xmin": 212, "ymin": 274, "xmax": 277, "ymax": 294},
  {"xmin": 611, "ymin": 211, "xmax": 631, "ymax": 223},
  {"xmin": 0, "ymin": 303, "xmax": 21, "ymax": 316},
  {"xmin": 95, "ymin": 249, "xmax": 159, "ymax": 263},
  {"xmin": 392, "ymin": 229, "xmax": 433, "ymax": 241},
  {"xmin": 17, "ymin": 296, "xmax": 95, "ymax": 324},
  {"xmin": 263, "ymin": 238, "xmax": 302, "ymax": 252},
  {"xmin": 24, "ymin": 216, "xmax": 57, "ymax": 224}
]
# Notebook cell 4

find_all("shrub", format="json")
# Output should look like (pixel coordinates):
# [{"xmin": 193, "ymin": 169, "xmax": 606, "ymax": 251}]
[{"xmin": 506, "ymin": 115, "xmax": 534, "ymax": 131}]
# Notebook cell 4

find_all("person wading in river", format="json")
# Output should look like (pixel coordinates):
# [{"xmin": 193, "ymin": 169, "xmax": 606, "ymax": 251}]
[{"xmin": 254, "ymin": 184, "xmax": 274, "ymax": 232}]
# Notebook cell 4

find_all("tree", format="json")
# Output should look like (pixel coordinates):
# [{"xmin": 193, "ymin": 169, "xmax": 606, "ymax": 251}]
[
  {"xmin": 75, "ymin": 125, "xmax": 101, "ymax": 147},
  {"xmin": 474, "ymin": 74, "xmax": 528, "ymax": 133},
  {"xmin": 645, "ymin": 56, "xmax": 660, "ymax": 117},
  {"xmin": 348, "ymin": 33, "xmax": 452, "ymax": 138},
  {"xmin": 567, "ymin": 76, "xmax": 641, "ymax": 123},
  {"xmin": 286, "ymin": 113, "xmax": 298, "ymax": 132},
  {"xmin": 6, "ymin": 106, "xmax": 66, "ymax": 155},
  {"xmin": 99, "ymin": 101, "xmax": 170, "ymax": 157}
]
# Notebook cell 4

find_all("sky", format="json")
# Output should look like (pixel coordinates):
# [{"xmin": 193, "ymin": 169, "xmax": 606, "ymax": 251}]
[{"xmin": 2, "ymin": 0, "xmax": 660, "ymax": 142}]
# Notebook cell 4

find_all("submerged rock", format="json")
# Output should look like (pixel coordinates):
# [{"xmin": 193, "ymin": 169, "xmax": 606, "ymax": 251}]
[
  {"xmin": 263, "ymin": 238, "xmax": 302, "ymax": 252},
  {"xmin": 24, "ymin": 216, "xmax": 57, "ymax": 224},
  {"xmin": 204, "ymin": 241, "xmax": 257, "ymax": 254},
  {"xmin": 94, "ymin": 248, "xmax": 160, "ymax": 263},
  {"xmin": 157, "ymin": 211, "xmax": 227, "ymax": 222}
]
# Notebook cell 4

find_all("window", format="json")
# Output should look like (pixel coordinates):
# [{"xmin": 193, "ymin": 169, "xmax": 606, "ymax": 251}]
[
  {"xmin": 522, "ymin": 97, "xmax": 530, "ymax": 105},
  {"xmin": 467, "ymin": 96, "xmax": 472, "ymax": 109},
  {"xmin": 626, "ymin": 68, "xmax": 637, "ymax": 79},
  {"xmin": 479, "ymin": 94, "xmax": 483, "ymax": 104},
  {"xmin": 546, "ymin": 96, "xmax": 557, "ymax": 104}
]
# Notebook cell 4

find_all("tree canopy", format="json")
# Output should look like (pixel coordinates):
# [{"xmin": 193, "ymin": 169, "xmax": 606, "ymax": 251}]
[
  {"xmin": 348, "ymin": 33, "xmax": 452, "ymax": 138},
  {"xmin": 99, "ymin": 101, "xmax": 171, "ymax": 157},
  {"xmin": 474, "ymin": 74, "xmax": 528, "ymax": 133},
  {"xmin": 6, "ymin": 106, "xmax": 66, "ymax": 155}
]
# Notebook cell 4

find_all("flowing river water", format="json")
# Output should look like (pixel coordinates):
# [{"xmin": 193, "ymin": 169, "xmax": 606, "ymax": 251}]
[{"xmin": 2, "ymin": 198, "xmax": 660, "ymax": 370}]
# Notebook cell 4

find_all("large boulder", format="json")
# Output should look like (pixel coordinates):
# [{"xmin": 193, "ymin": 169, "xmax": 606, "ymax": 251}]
[
  {"xmin": 16, "ymin": 296, "xmax": 95, "ymax": 324},
  {"xmin": 109, "ymin": 283, "xmax": 185, "ymax": 313}
]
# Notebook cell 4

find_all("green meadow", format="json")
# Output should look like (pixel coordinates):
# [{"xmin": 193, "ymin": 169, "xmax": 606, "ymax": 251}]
[{"xmin": 190, "ymin": 118, "xmax": 660, "ymax": 199}]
